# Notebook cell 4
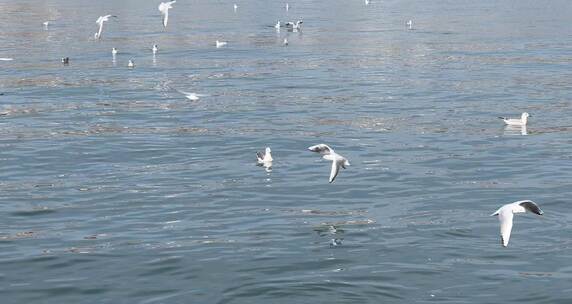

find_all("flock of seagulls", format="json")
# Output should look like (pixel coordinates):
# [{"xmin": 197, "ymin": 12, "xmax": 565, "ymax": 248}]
[{"xmin": 36, "ymin": 2, "xmax": 545, "ymax": 248}]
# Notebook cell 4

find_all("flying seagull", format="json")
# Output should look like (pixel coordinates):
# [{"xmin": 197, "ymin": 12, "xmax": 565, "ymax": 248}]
[
  {"xmin": 498, "ymin": 112, "xmax": 531, "ymax": 126},
  {"xmin": 308, "ymin": 144, "xmax": 350, "ymax": 183},
  {"xmin": 491, "ymin": 200, "xmax": 543, "ymax": 247},
  {"xmin": 215, "ymin": 40, "xmax": 227, "ymax": 48},
  {"xmin": 178, "ymin": 91, "xmax": 208, "ymax": 101},
  {"xmin": 95, "ymin": 15, "xmax": 116, "ymax": 40},
  {"xmin": 406, "ymin": 20, "xmax": 413, "ymax": 30},
  {"xmin": 158, "ymin": 1, "xmax": 176, "ymax": 28}
]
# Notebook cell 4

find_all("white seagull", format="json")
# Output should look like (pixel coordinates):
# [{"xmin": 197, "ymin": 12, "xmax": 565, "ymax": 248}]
[
  {"xmin": 215, "ymin": 40, "xmax": 227, "ymax": 48},
  {"xmin": 233, "ymin": 4, "xmax": 238, "ymax": 12},
  {"xmin": 179, "ymin": 91, "xmax": 208, "ymax": 101},
  {"xmin": 283, "ymin": 38, "xmax": 288, "ymax": 46},
  {"xmin": 406, "ymin": 20, "xmax": 413, "ymax": 30},
  {"xmin": 498, "ymin": 112, "xmax": 531, "ymax": 126},
  {"xmin": 112, "ymin": 48, "xmax": 118, "ymax": 55},
  {"xmin": 43, "ymin": 21, "xmax": 50, "ymax": 28},
  {"xmin": 365, "ymin": 0, "xmax": 370, "ymax": 5},
  {"xmin": 152, "ymin": 44, "xmax": 158, "ymax": 54},
  {"xmin": 285, "ymin": 20, "xmax": 303, "ymax": 30},
  {"xmin": 158, "ymin": 1, "xmax": 176, "ymax": 28},
  {"xmin": 275, "ymin": 21, "xmax": 281, "ymax": 30},
  {"xmin": 308, "ymin": 144, "xmax": 350, "ymax": 183},
  {"xmin": 286, "ymin": 3, "xmax": 289, "ymax": 11},
  {"xmin": 257, "ymin": 147, "xmax": 273, "ymax": 171},
  {"xmin": 491, "ymin": 200, "xmax": 543, "ymax": 247},
  {"xmin": 128, "ymin": 59, "xmax": 135, "ymax": 68},
  {"xmin": 94, "ymin": 15, "xmax": 116, "ymax": 40}
]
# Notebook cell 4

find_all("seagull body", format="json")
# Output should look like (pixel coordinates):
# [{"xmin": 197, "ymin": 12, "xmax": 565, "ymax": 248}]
[
  {"xmin": 61, "ymin": 57, "xmax": 69, "ymax": 65},
  {"xmin": 43, "ymin": 21, "xmax": 50, "ymax": 28},
  {"xmin": 179, "ymin": 91, "xmax": 208, "ymax": 101},
  {"xmin": 308, "ymin": 144, "xmax": 350, "ymax": 183},
  {"xmin": 233, "ymin": 4, "xmax": 238, "ymax": 11},
  {"xmin": 365, "ymin": 0, "xmax": 370, "ymax": 5},
  {"xmin": 285, "ymin": 20, "xmax": 303, "ymax": 30},
  {"xmin": 112, "ymin": 48, "xmax": 118, "ymax": 55},
  {"xmin": 152, "ymin": 44, "xmax": 158, "ymax": 54},
  {"xmin": 491, "ymin": 200, "xmax": 543, "ymax": 247},
  {"xmin": 128, "ymin": 59, "xmax": 135, "ymax": 68},
  {"xmin": 257, "ymin": 147, "xmax": 273, "ymax": 171},
  {"xmin": 406, "ymin": 20, "xmax": 413, "ymax": 30},
  {"xmin": 283, "ymin": 38, "xmax": 288, "ymax": 46},
  {"xmin": 498, "ymin": 112, "xmax": 531, "ymax": 126},
  {"xmin": 95, "ymin": 15, "xmax": 116, "ymax": 40},
  {"xmin": 158, "ymin": 1, "xmax": 176, "ymax": 28},
  {"xmin": 275, "ymin": 21, "xmax": 281, "ymax": 30},
  {"xmin": 215, "ymin": 40, "xmax": 227, "ymax": 48},
  {"xmin": 286, "ymin": 3, "xmax": 289, "ymax": 11}
]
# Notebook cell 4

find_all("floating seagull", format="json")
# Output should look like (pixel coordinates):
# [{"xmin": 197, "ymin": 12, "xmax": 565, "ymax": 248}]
[
  {"xmin": 491, "ymin": 200, "xmax": 543, "ymax": 247},
  {"xmin": 283, "ymin": 38, "xmax": 288, "ymax": 46},
  {"xmin": 274, "ymin": 20, "xmax": 281, "ymax": 30},
  {"xmin": 215, "ymin": 40, "xmax": 227, "ymax": 48},
  {"xmin": 498, "ymin": 112, "xmax": 531, "ymax": 126},
  {"xmin": 43, "ymin": 21, "xmax": 50, "ymax": 28},
  {"xmin": 257, "ymin": 147, "xmax": 273, "ymax": 164},
  {"xmin": 61, "ymin": 57, "xmax": 69, "ymax": 65},
  {"xmin": 308, "ymin": 144, "xmax": 350, "ymax": 183},
  {"xmin": 286, "ymin": 3, "xmax": 289, "ymax": 11},
  {"xmin": 128, "ymin": 59, "xmax": 135, "ymax": 68},
  {"xmin": 158, "ymin": 1, "xmax": 176, "ymax": 28},
  {"xmin": 233, "ymin": 3, "xmax": 238, "ymax": 12},
  {"xmin": 365, "ymin": 0, "xmax": 370, "ymax": 5},
  {"xmin": 179, "ymin": 91, "xmax": 208, "ymax": 101},
  {"xmin": 330, "ymin": 238, "xmax": 343, "ymax": 247},
  {"xmin": 112, "ymin": 48, "xmax": 118, "ymax": 55},
  {"xmin": 285, "ymin": 20, "xmax": 303, "ymax": 30},
  {"xmin": 152, "ymin": 44, "xmax": 158, "ymax": 54},
  {"xmin": 94, "ymin": 15, "xmax": 116, "ymax": 40},
  {"xmin": 406, "ymin": 20, "xmax": 413, "ymax": 30}
]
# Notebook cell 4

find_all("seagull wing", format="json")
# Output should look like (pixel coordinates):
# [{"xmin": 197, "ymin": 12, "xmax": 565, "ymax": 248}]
[
  {"xmin": 308, "ymin": 144, "xmax": 333, "ymax": 155},
  {"xmin": 256, "ymin": 151, "xmax": 265, "ymax": 163},
  {"xmin": 498, "ymin": 211, "xmax": 514, "ymax": 247},
  {"xmin": 96, "ymin": 21, "xmax": 104, "ymax": 38},
  {"xmin": 519, "ymin": 200, "xmax": 543, "ymax": 215},
  {"xmin": 329, "ymin": 159, "xmax": 341, "ymax": 183},
  {"xmin": 162, "ymin": 8, "xmax": 169, "ymax": 27}
]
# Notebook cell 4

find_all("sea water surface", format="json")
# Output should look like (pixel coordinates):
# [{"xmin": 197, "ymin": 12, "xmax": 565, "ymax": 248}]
[{"xmin": 1, "ymin": 0, "xmax": 572, "ymax": 303}]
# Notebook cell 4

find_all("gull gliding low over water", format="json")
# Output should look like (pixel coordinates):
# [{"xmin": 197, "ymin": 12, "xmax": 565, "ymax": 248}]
[
  {"xmin": 94, "ymin": 15, "xmax": 116, "ymax": 40},
  {"xmin": 215, "ymin": 40, "xmax": 227, "ymax": 48},
  {"xmin": 178, "ymin": 91, "xmax": 208, "ymax": 101},
  {"xmin": 308, "ymin": 144, "xmax": 350, "ymax": 183},
  {"xmin": 498, "ymin": 112, "xmax": 531, "ymax": 126},
  {"xmin": 491, "ymin": 200, "xmax": 543, "ymax": 247},
  {"xmin": 158, "ymin": 1, "xmax": 176, "ymax": 28}
]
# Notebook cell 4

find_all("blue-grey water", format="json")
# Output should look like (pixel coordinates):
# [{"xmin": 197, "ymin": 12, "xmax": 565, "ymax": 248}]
[{"xmin": 1, "ymin": 0, "xmax": 572, "ymax": 303}]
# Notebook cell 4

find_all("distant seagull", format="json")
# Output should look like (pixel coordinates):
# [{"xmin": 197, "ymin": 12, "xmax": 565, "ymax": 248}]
[
  {"xmin": 215, "ymin": 40, "xmax": 227, "ymax": 48},
  {"xmin": 283, "ymin": 38, "xmax": 288, "ymax": 46},
  {"xmin": 491, "ymin": 200, "xmax": 543, "ymax": 247},
  {"xmin": 43, "ymin": 21, "xmax": 50, "ymax": 28},
  {"xmin": 365, "ymin": 0, "xmax": 370, "ymax": 5},
  {"xmin": 275, "ymin": 20, "xmax": 281, "ymax": 30},
  {"xmin": 330, "ymin": 238, "xmax": 343, "ymax": 247},
  {"xmin": 179, "ymin": 91, "xmax": 208, "ymax": 101},
  {"xmin": 285, "ymin": 3, "xmax": 289, "ymax": 11},
  {"xmin": 285, "ymin": 20, "xmax": 303, "ymax": 31},
  {"xmin": 256, "ymin": 147, "xmax": 273, "ymax": 172},
  {"xmin": 0, "ymin": 58, "xmax": 14, "ymax": 61},
  {"xmin": 112, "ymin": 48, "xmax": 118, "ymax": 55},
  {"xmin": 152, "ymin": 44, "xmax": 158, "ymax": 54},
  {"xmin": 158, "ymin": 1, "xmax": 176, "ymax": 28},
  {"xmin": 406, "ymin": 20, "xmax": 413, "ymax": 30},
  {"xmin": 94, "ymin": 15, "xmax": 116, "ymax": 40},
  {"xmin": 233, "ymin": 3, "xmax": 238, "ymax": 12},
  {"xmin": 61, "ymin": 57, "xmax": 69, "ymax": 65},
  {"xmin": 128, "ymin": 59, "xmax": 135, "ymax": 68},
  {"xmin": 308, "ymin": 144, "xmax": 350, "ymax": 183},
  {"xmin": 498, "ymin": 112, "xmax": 531, "ymax": 126}
]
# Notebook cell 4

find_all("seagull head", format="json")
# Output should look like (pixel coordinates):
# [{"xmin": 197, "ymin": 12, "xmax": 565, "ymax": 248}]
[
  {"xmin": 265, "ymin": 147, "xmax": 272, "ymax": 154},
  {"xmin": 522, "ymin": 112, "xmax": 531, "ymax": 119}
]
